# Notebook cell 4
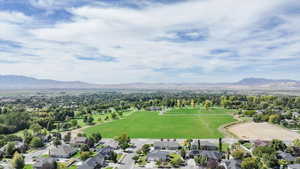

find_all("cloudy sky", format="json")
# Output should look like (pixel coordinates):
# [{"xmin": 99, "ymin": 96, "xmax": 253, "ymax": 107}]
[{"xmin": 0, "ymin": 0, "xmax": 299, "ymax": 84}]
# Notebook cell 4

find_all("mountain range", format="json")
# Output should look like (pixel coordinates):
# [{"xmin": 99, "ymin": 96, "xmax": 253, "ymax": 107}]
[{"xmin": 0, "ymin": 75, "xmax": 299, "ymax": 90}]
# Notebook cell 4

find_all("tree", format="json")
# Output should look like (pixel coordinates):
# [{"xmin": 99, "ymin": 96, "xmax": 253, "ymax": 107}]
[
  {"xmin": 111, "ymin": 113, "xmax": 117, "ymax": 119},
  {"xmin": 70, "ymin": 119, "xmax": 78, "ymax": 127},
  {"xmin": 219, "ymin": 138, "xmax": 222, "ymax": 152},
  {"xmin": 5, "ymin": 142, "xmax": 15, "ymax": 157},
  {"xmin": 53, "ymin": 138, "xmax": 61, "ymax": 146},
  {"xmin": 115, "ymin": 133, "xmax": 131, "ymax": 151},
  {"xmin": 91, "ymin": 133, "xmax": 102, "ymax": 143},
  {"xmin": 80, "ymin": 151, "xmax": 92, "ymax": 161},
  {"xmin": 232, "ymin": 149, "xmax": 245, "ymax": 160},
  {"xmin": 204, "ymin": 100, "xmax": 212, "ymax": 110},
  {"xmin": 194, "ymin": 155, "xmax": 208, "ymax": 166},
  {"xmin": 170, "ymin": 154, "xmax": 184, "ymax": 167},
  {"xmin": 63, "ymin": 132, "xmax": 71, "ymax": 143},
  {"xmin": 180, "ymin": 148, "xmax": 186, "ymax": 159},
  {"xmin": 11, "ymin": 152, "xmax": 24, "ymax": 169},
  {"xmin": 30, "ymin": 124, "xmax": 42, "ymax": 135},
  {"xmin": 271, "ymin": 139, "xmax": 286, "ymax": 151},
  {"xmin": 268, "ymin": 114, "xmax": 280, "ymax": 124},
  {"xmin": 110, "ymin": 152, "xmax": 118, "ymax": 163},
  {"xmin": 191, "ymin": 99, "xmax": 195, "ymax": 107},
  {"xmin": 241, "ymin": 157, "xmax": 261, "ymax": 169},
  {"xmin": 293, "ymin": 139, "xmax": 300, "ymax": 147},
  {"xmin": 30, "ymin": 137, "xmax": 43, "ymax": 148},
  {"xmin": 141, "ymin": 144, "xmax": 151, "ymax": 154}
]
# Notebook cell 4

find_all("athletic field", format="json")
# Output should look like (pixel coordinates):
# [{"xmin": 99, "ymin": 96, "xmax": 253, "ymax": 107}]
[{"xmin": 84, "ymin": 106, "xmax": 236, "ymax": 138}]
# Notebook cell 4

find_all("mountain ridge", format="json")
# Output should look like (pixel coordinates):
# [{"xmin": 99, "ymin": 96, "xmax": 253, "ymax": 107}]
[{"xmin": 0, "ymin": 75, "xmax": 299, "ymax": 90}]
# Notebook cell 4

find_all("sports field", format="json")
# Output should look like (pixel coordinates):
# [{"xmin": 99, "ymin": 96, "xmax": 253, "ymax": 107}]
[{"xmin": 84, "ymin": 106, "xmax": 236, "ymax": 138}]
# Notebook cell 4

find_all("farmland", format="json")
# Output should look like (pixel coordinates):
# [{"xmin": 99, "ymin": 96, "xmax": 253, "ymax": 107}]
[{"xmin": 84, "ymin": 106, "xmax": 236, "ymax": 138}]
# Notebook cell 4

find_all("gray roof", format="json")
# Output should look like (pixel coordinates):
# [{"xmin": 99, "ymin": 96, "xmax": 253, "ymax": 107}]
[
  {"xmin": 71, "ymin": 137, "xmax": 87, "ymax": 144},
  {"xmin": 78, "ymin": 153, "xmax": 105, "ymax": 169},
  {"xmin": 199, "ymin": 151, "xmax": 222, "ymax": 160},
  {"xmin": 288, "ymin": 164, "xmax": 300, "ymax": 169},
  {"xmin": 278, "ymin": 151, "xmax": 296, "ymax": 162},
  {"xmin": 33, "ymin": 158, "xmax": 56, "ymax": 168},
  {"xmin": 50, "ymin": 144, "xmax": 76, "ymax": 157},
  {"xmin": 224, "ymin": 159, "xmax": 241, "ymax": 169},
  {"xmin": 98, "ymin": 146, "xmax": 114, "ymax": 157},
  {"xmin": 153, "ymin": 141, "xmax": 180, "ymax": 149},
  {"xmin": 147, "ymin": 150, "xmax": 170, "ymax": 161},
  {"xmin": 192, "ymin": 140, "xmax": 217, "ymax": 147}
]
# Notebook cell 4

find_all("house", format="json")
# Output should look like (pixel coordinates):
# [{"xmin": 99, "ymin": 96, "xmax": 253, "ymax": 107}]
[
  {"xmin": 191, "ymin": 140, "xmax": 218, "ymax": 151},
  {"xmin": 153, "ymin": 141, "xmax": 180, "ymax": 150},
  {"xmin": 253, "ymin": 140, "xmax": 270, "ymax": 147},
  {"xmin": 0, "ymin": 141, "xmax": 27, "ymax": 155},
  {"xmin": 277, "ymin": 151, "xmax": 296, "ymax": 162},
  {"xmin": 224, "ymin": 159, "xmax": 241, "ymax": 169},
  {"xmin": 288, "ymin": 164, "xmax": 300, "ymax": 169},
  {"xmin": 292, "ymin": 146, "xmax": 300, "ymax": 157},
  {"xmin": 71, "ymin": 137, "xmax": 88, "ymax": 146},
  {"xmin": 292, "ymin": 112, "xmax": 300, "ymax": 119},
  {"xmin": 189, "ymin": 150, "xmax": 222, "ymax": 161},
  {"xmin": 33, "ymin": 158, "xmax": 56, "ymax": 169},
  {"xmin": 146, "ymin": 106, "xmax": 162, "ymax": 111},
  {"xmin": 49, "ymin": 144, "xmax": 76, "ymax": 158},
  {"xmin": 97, "ymin": 146, "xmax": 114, "ymax": 159},
  {"xmin": 147, "ymin": 150, "xmax": 170, "ymax": 162},
  {"xmin": 78, "ymin": 153, "xmax": 105, "ymax": 169},
  {"xmin": 36, "ymin": 133, "xmax": 51, "ymax": 143}
]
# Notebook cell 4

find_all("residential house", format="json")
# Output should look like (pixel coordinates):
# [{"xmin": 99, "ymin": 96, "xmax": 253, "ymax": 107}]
[
  {"xmin": 70, "ymin": 137, "xmax": 88, "ymax": 147},
  {"xmin": 146, "ymin": 106, "xmax": 162, "ymax": 111},
  {"xmin": 49, "ymin": 144, "xmax": 76, "ymax": 158},
  {"xmin": 288, "ymin": 164, "xmax": 300, "ymax": 169},
  {"xmin": 33, "ymin": 158, "xmax": 56, "ymax": 169},
  {"xmin": 189, "ymin": 150, "xmax": 222, "ymax": 161},
  {"xmin": 153, "ymin": 141, "xmax": 180, "ymax": 150},
  {"xmin": 277, "ymin": 151, "xmax": 296, "ymax": 162},
  {"xmin": 224, "ymin": 159, "xmax": 241, "ymax": 169},
  {"xmin": 191, "ymin": 140, "xmax": 218, "ymax": 151},
  {"xmin": 253, "ymin": 140, "xmax": 270, "ymax": 147},
  {"xmin": 147, "ymin": 150, "xmax": 170, "ymax": 162},
  {"xmin": 78, "ymin": 153, "xmax": 105, "ymax": 169},
  {"xmin": 292, "ymin": 112, "xmax": 300, "ymax": 119},
  {"xmin": 0, "ymin": 141, "xmax": 27, "ymax": 156},
  {"xmin": 97, "ymin": 146, "xmax": 114, "ymax": 159}
]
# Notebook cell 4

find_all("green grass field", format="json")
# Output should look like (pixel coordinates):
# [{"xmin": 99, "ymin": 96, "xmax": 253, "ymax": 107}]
[{"xmin": 84, "ymin": 107, "xmax": 236, "ymax": 138}]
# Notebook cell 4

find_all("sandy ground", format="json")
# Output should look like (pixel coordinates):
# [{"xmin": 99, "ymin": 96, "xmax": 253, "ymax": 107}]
[{"xmin": 227, "ymin": 122, "xmax": 300, "ymax": 141}]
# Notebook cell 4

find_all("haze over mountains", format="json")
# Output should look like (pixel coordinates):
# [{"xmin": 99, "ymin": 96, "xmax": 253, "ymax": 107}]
[{"xmin": 0, "ymin": 75, "xmax": 299, "ymax": 90}]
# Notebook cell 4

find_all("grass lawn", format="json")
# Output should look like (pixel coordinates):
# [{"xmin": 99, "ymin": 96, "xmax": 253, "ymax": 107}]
[
  {"xmin": 24, "ymin": 164, "xmax": 33, "ymax": 169},
  {"xmin": 84, "ymin": 106, "xmax": 236, "ymax": 138}
]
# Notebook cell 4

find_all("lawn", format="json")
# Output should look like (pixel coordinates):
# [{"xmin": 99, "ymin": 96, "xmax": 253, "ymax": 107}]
[{"xmin": 84, "ymin": 107, "xmax": 236, "ymax": 138}]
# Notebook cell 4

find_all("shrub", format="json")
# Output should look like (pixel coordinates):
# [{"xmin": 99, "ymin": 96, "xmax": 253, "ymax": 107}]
[{"xmin": 30, "ymin": 137, "xmax": 43, "ymax": 148}]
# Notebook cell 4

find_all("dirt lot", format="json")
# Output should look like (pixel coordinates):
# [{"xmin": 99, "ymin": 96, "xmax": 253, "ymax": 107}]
[{"xmin": 227, "ymin": 122, "xmax": 300, "ymax": 140}]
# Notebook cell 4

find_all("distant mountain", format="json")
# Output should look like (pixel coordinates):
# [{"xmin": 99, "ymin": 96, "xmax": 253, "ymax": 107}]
[
  {"xmin": 0, "ymin": 75, "xmax": 97, "ymax": 89},
  {"xmin": 0, "ymin": 75, "xmax": 300, "ymax": 90},
  {"xmin": 237, "ymin": 78, "xmax": 299, "ymax": 85}
]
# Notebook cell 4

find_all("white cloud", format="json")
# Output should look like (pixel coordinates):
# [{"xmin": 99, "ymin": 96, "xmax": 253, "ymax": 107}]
[{"xmin": 0, "ymin": 0, "xmax": 300, "ymax": 83}]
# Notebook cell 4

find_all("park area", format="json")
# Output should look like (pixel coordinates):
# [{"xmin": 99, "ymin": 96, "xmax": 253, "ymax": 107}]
[{"xmin": 84, "ymin": 106, "xmax": 236, "ymax": 138}]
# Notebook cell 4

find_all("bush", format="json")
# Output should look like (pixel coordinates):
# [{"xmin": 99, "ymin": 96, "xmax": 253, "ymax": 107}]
[
  {"xmin": 80, "ymin": 151, "xmax": 92, "ymax": 161},
  {"xmin": 232, "ymin": 149, "xmax": 245, "ymax": 160},
  {"xmin": 11, "ymin": 152, "xmax": 24, "ymax": 169},
  {"xmin": 30, "ymin": 137, "xmax": 43, "ymax": 148}
]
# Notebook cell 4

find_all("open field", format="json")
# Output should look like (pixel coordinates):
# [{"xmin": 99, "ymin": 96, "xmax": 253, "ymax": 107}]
[
  {"xmin": 227, "ymin": 122, "xmax": 300, "ymax": 140},
  {"xmin": 84, "ymin": 107, "xmax": 236, "ymax": 138}
]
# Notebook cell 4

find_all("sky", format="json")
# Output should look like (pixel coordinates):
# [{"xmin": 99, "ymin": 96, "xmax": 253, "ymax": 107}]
[{"xmin": 0, "ymin": 0, "xmax": 300, "ymax": 84}]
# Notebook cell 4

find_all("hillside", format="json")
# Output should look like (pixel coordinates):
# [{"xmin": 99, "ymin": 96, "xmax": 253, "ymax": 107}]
[{"xmin": 0, "ymin": 75, "xmax": 300, "ymax": 90}]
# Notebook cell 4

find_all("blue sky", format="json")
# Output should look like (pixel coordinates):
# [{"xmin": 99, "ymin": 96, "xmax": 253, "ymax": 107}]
[{"xmin": 0, "ymin": 0, "xmax": 299, "ymax": 83}]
